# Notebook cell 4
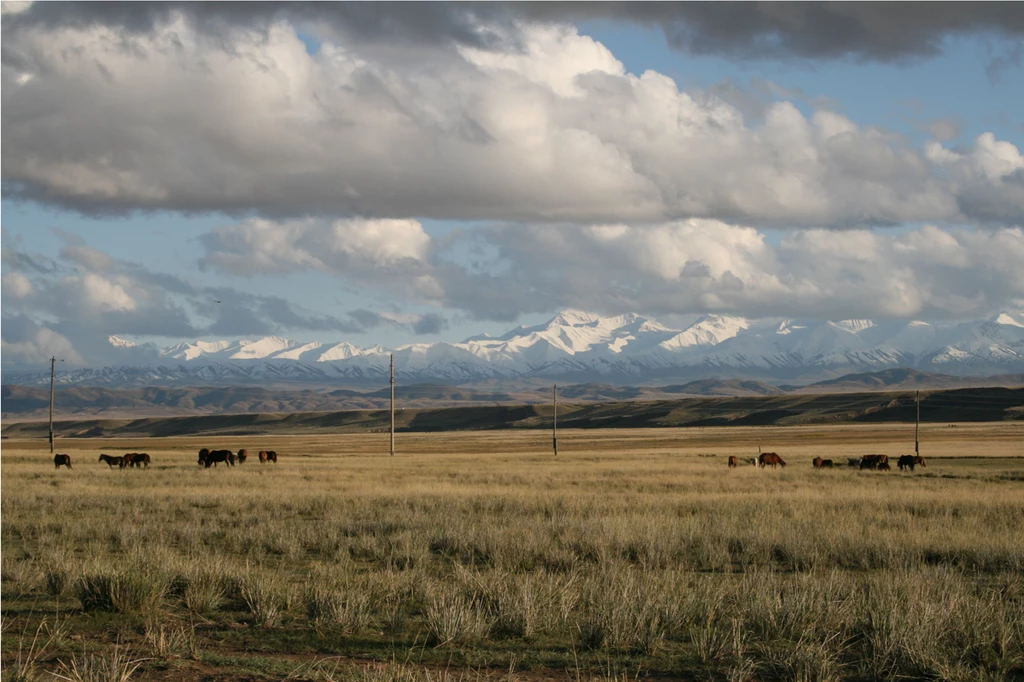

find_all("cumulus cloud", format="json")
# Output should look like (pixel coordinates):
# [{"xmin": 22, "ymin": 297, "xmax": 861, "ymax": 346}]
[
  {"xmin": 200, "ymin": 217, "xmax": 439, "ymax": 298},
  {"xmin": 3, "ymin": 14, "xmax": 1021, "ymax": 226},
  {"xmin": 199, "ymin": 217, "xmax": 1024, "ymax": 322},
  {"xmin": 0, "ymin": 233, "xmax": 436, "ymax": 366},
  {"xmin": 1, "ymin": 314, "xmax": 85, "ymax": 366}
]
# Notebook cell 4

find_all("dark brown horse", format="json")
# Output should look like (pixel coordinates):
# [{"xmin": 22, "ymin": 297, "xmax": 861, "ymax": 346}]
[
  {"xmin": 197, "ymin": 448, "xmax": 210, "ymax": 466},
  {"xmin": 98, "ymin": 453, "xmax": 123, "ymax": 468},
  {"xmin": 821, "ymin": 459, "xmax": 834, "ymax": 468},
  {"xmin": 237, "ymin": 449, "xmax": 248, "ymax": 464},
  {"xmin": 727, "ymin": 456, "xmax": 738, "ymax": 468},
  {"xmin": 759, "ymin": 452, "xmax": 785, "ymax": 469},
  {"xmin": 125, "ymin": 453, "xmax": 151, "ymax": 469},
  {"xmin": 54, "ymin": 454, "xmax": 72, "ymax": 469},
  {"xmin": 258, "ymin": 450, "xmax": 278, "ymax": 463},
  {"xmin": 203, "ymin": 450, "xmax": 234, "ymax": 468},
  {"xmin": 898, "ymin": 455, "xmax": 926, "ymax": 471},
  {"xmin": 860, "ymin": 454, "xmax": 888, "ymax": 470},
  {"xmin": 813, "ymin": 456, "xmax": 823, "ymax": 469}
]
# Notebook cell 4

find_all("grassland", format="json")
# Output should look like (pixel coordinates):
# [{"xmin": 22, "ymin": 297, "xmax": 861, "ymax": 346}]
[{"xmin": 2, "ymin": 422, "xmax": 1023, "ymax": 681}]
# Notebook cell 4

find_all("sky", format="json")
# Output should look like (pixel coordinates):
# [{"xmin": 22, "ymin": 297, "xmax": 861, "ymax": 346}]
[{"xmin": 2, "ymin": 1, "xmax": 1023, "ymax": 368}]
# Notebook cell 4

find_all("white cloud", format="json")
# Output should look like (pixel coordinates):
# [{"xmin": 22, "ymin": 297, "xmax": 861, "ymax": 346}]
[
  {"xmin": 199, "ymin": 218, "xmax": 1024, "ymax": 322},
  {"xmin": 73, "ymin": 273, "xmax": 137, "ymax": 312},
  {"xmin": 2, "ymin": 271, "xmax": 34, "ymax": 299},
  {"xmin": 3, "ymin": 16, "xmax": 1020, "ymax": 226},
  {"xmin": 1, "ymin": 316, "xmax": 85, "ymax": 366}
]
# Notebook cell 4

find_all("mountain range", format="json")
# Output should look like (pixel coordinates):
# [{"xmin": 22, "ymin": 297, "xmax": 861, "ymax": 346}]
[{"xmin": 5, "ymin": 309, "xmax": 1024, "ymax": 388}]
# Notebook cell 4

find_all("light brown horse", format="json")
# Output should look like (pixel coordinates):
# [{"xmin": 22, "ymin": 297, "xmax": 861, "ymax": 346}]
[
  {"xmin": 727, "ymin": 456, "xmax": 738, "ymax": 468},
  {"xmin": 759, "ymin": 452, "xmax": 786, "ymax": 469}
]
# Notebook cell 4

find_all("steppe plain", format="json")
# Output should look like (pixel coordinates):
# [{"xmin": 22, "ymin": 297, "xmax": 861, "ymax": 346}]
[{"xmin": 2, "ymin": 422, "xmax": 1023, "ymax": 681}]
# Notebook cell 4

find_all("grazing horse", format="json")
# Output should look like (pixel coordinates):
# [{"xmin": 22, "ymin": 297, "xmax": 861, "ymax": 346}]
[
  {"xmin": 727, "ymin": 456, "xmax": 738, "ymax": 468},
  {"xmin": 898, "ymin": 455, "xmax": 926, "ymax": 471},
  {"xmin": 54, "ymin": 454, "xmax": 72, "ymax": 469},
  {"xmin": 203, "ymin": 450, "xmax": 234, "ymax": 468},
  {"xmin": 821, "ymin": 459, "xmax": 834, "ymax": 468},
  {"xmin": 860, "ymin": 454, "xmax": 888, "ymax": 471},
  {"xmin": 98, "ymin": 454, "xmax": 123, "ymax": 468},
  {"xmin": 759, "ymin": 452, "xmax": 785, "ymax": 469},
  {"xmin": 197, "ymin": 448, "xmax": 210, "ymax": 466},
  {"xmin": 237, "ymin": 449, "xmax": 248, "ymax": 464},
  {"xmin": 848, "ymin": 458, "xmax": 861, "ymax": 468},
  {"xmin": 813, "ymin": 457, "xmax": 823, "ymax": 469},
  {"xmin": 259, "ymin": 450, "xmax": 278, "ymax": 463}
]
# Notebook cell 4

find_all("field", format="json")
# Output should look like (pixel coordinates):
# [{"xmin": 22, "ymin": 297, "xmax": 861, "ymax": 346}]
[{"xmin": 2, "ymin": 422, "xmax": 1023, "ymax": 681}]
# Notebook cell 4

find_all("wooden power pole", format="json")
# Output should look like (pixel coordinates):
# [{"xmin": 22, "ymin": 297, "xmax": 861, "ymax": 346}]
[
  {"xmin": 49, "ymin": 356, "xmax": 56, "ymax": 454},
  {"xmin": 915, "ymin": 390, "xmax": 920, "ymax": 455},
  {"xmin": 553, "ymin": 384, "xmax": 558, "ymax": 456},
  {"xmin": 390, "ymin": 354, "xmax": 395, "ymax": 457}
]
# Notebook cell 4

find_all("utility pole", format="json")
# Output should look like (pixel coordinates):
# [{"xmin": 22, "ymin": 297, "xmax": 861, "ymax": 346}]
[
  {"xmin": 553, "ymin": 384, "xmax": 558, "ymax": 456},
  {"xmin": 49, "ymin": 356, "xmax": 56, "ymax": 454},
  {"xmin": 915, "ymin": 390, "xmax": 920, "ymax": 455},
  {"xmin": 390, "ymin": 354, "xmax": 395, "ymax": 457}
]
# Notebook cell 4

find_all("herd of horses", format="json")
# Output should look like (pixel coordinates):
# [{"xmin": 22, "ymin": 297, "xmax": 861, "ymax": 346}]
[
  {"xmin": 52, "ymin": 448, "xmax": 282, "ymax": 470},
  {"xmin": 98, "ymin": 452, "xmax": 151, "ymax": 469},
  {"xmin": 196, "ymin": 448, "xmax": 278, "ymax": 468},
  {"xmin": 726, "ymin": 452, "xmax": 926, "ymax": 471}
]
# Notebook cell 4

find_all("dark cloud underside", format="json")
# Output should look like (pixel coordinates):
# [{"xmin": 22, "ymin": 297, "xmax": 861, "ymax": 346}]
[{"xmin": 5, "ymin": 2, "xmax": 1023, "ymax": 61}]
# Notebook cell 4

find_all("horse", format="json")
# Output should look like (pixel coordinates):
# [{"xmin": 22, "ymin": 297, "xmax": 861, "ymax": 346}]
[
  {"xmin": 821, "ymin": 459, "xmax": 834, "ymax": 468},
  {"xmin": 847, "ymin": 458, "xmax": 861, "ymax": 468},
  {"xmin": 813, "ymin": 457, "xmax": 823, "ymax": 469},
  {"xmin": 759, "ymin": 452, "xmax": 785, "ymax": 469},
  {"xmin": 259, "ymin": 450, "xmax": 278, "ymax": 463},
  {"xmin": 54, "ymin": 454, "xmax": 72, "ymax": 469},
  {"xmin": 127, "ymin": 453, "xmax": 151, "ymax": 469},
  {"xmin": 203, "ymin": 450, "xmax": 234, "ymax": 468},
  {"xmin": 198, "ymin": 448, "xmax": 210, "ymax": 466},
  {"xmin": 727, "ymin": 456, "xmax": 738, "ymax": 468},
  {"xmin": 860, "ymin": 454, "xmax": 888, "ymax": 471},
  {"xmin": 237, "ymin": 449, "xmax": 248, "ymax": 464},
  {"xmin": 98, "ymin": 454, "xmax": 123, "ymax": 468}
]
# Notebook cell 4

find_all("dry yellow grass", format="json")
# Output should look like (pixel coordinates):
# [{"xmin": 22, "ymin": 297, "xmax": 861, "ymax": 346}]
[{"xmin": 2, "ymin": 423, "xmax": 1023, "ymax": 681}]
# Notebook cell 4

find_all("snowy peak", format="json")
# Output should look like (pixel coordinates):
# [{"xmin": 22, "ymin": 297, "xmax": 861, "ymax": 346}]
[
  {"xmin": 831, "ymin": 319, "xmax": 875, "ymax": 334},
  {"xmin": 63, "ymin": 309, "xmax": 1024, "ymax": 387},
  {"xmin": 548, "ymin": 309, "xmax": 604, "ymax": 327},
  {"xmin": 661, "ymin": 315, "xmax": 748, "ymax": 350},
  {"xmin": 108, "ymin": 335, "xmax": 137, "ymax": 348},
  {"xmin": 994, "ymin": 313, "xmax": 1024, "ymax": 328},
  {"xmin": 231, "ymin": 336, "xmax": 302, "ymax": 360}
]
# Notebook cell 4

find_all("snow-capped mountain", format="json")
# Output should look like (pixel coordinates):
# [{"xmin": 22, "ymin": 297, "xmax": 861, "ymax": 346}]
[{"xmin": 5, "ymin": 310, "xmax": 1024, "ymax": 387}]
